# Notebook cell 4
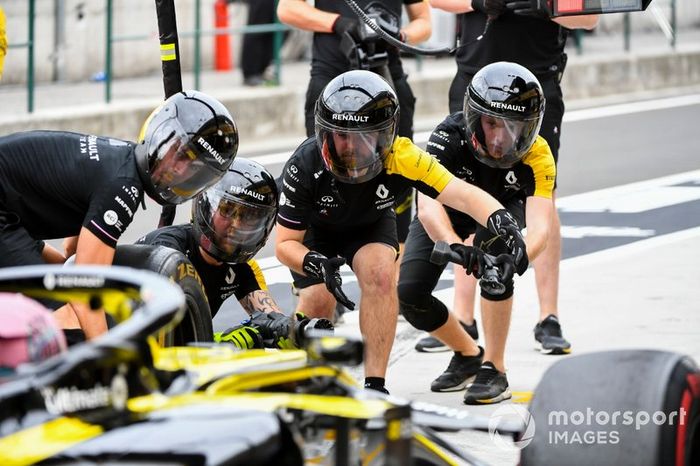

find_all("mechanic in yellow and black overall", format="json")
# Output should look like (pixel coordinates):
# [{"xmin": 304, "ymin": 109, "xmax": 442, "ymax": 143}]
[
  {"xmin": 277, "ymin": 0, "xmax": 432, "ymax": 305},
  {"xmin": 275, "ymin": 70, "xmax": 527, "ymax": 395},
  {"xmin": 138, "ymin": 157, "xmax": 333, "ymax": 350},
  {"xmin": 398, "ymin": 62, "xmax": 555, "ymax": 405}
]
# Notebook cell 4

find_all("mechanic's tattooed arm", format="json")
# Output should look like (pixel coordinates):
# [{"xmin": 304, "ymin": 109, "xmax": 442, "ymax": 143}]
[{"xmin": 239, "ymin": 290, "xmax": 284, "ymax": 315}]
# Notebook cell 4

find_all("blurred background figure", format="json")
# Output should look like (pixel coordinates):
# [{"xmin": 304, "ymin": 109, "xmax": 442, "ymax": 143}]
[
  {"xmin": 0, "ymin": 6, "xmax": 7, "ymax": 81},
  {"xmin": 237, "ymin": 0, "xmax": 288, "ymax": 86}
]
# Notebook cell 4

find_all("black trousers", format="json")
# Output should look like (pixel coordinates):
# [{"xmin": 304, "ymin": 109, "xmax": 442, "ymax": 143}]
[{"xmin": 241, "ymin": 0, "xmax": 279, "ymax": 79}]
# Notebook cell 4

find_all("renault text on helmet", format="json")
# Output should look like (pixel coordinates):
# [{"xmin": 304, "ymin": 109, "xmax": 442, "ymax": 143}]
[
  {"xmin": 192, "ymin": 157, "xmax": 278, "ymax": 264},
  {"xmin": 314, "ymin": 70, "xmax": 399, "ymax": 184},
  {"xmin": 463, "ymin": 61, "xmax": 545, "ymax": 169},
  {"xmin": 135, "ymin": 90, "xmax": 239, "ymax": 205}
]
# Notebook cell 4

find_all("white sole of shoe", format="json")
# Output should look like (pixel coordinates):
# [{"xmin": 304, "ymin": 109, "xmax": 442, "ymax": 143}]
[
  {"xmin": 464, "ymin": 387, "xmax": 513, "ymax": 405},
  {"xmin": 534, "ymin": 341, "xmax": 572, "ymax": 355},
  {"xmin": 431, "ymin": 375, "xmax": 476, "ymax": 393},
  {"xmin": 416, "ymin": 345, "xmax": 451, "ymax": 353}
]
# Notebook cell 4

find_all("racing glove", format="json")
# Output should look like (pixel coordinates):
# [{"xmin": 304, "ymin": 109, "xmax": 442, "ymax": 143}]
[
  {"xmin": 505, "ymin": 0, "xmax": 552, "ymax": 19},
  {"xmin": 214, "ymin": 325, "xmax": 264, "ymax": 349},
  {"xmin": 472, "ymin": 0, "xmax": 508, "ymax": 17},
  {"xmin": 450, "ymin": 243, "xmax": 487, "ymax": 278},
  {"xmin": 491, "ymin": 253, "xmax": 516, "ymax": 285},
  {"xmin": 332, "ymin": 16, "xmax": 363, "ymax": 41},
  {"xmin": 249, "ymin": 310, "xmax": 335, "ymax": 349},
  {"xmin": 302, "ymin": 251, "xmax": 356, "ymax": 310},
  {"xmin": 486, "ymin": 209, "xmax": 529, "ymax": 275}
]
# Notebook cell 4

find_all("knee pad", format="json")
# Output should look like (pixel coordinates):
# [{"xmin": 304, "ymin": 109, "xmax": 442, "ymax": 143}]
[
  {"xmin": 399, "ymin": 295, "xmax": 450, "ymax": 332},
  {"xmin": 481, "ymin": 278, "xmax": 514, "ymax": 301}
]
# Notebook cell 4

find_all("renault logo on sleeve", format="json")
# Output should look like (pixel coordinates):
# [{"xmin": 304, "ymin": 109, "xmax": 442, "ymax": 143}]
[
  {"xmin": 376, "ymin": 184, "xmax": 389, "ymax": 199},
  {"xmin": 506, "ymin": 171, "xmax": 518, "ymax": 185}
]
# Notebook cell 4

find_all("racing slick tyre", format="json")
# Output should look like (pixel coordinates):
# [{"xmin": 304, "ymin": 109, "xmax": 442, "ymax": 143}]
[
  {"xmin": 113, "ymin": 244, "xmax": 213, "ymax": 346},
  {"xmin": 522, "ymin": 350, "xmax": 699, "ymax": 466}
]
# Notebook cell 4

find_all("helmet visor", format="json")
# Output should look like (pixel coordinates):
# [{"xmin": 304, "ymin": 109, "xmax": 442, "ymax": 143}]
[
  {"xmin": 196, "ymin": 194, "xmax": 276, "ymax": 263},
  {"xmin": 148, "ymin": 118, "xmax": 225, "ymax": 204},
  {"xmin": 465, "ymin": 104, "xmax": 541, "ymax": 169},
  {"xmin": 315, "ymin": 124, "xmax": 393, "ymax": 184}
]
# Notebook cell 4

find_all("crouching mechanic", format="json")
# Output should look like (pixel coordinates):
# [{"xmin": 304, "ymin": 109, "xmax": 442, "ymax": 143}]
[
  {"xmin": 0, "ymin": 91, "xmax": 238, "ymax": 341},
  {"xmin": 398, "ymin": 62, "xmax": 555, "ymax": 404},
  {"xmin": 138, "ymin": 157, "xmax": 333, "ymax": 350},
  {"xmin": 275, "ymin": 70, "xmax": 527, "ymax": 394}
]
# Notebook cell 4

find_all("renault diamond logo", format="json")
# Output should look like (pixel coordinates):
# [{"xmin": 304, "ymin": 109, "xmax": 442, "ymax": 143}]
[
  {"xmin": 225, "ymin": 267, "xmax": 235, "ymax": 284},
  {"xmin": 376, "ymin": 184, "xmax": 389, "ymax": 199}
]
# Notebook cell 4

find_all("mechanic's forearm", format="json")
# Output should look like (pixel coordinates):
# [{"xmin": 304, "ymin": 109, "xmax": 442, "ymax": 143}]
[
  {"xmin": 276, "ymin": 239, "xmax": 311, "ymax": 275},
  {"xmin": 42, "ymin": 243, "xmax": 67, "ymax": 264},
  {"xmin": 240, "ymin": 290, "xmax": 284, "ymax": 315},
  {"xmin": 403, "ymin": 18, "xmax": 432, "ymax": 44},
  {"xmin": 72, "ymin": 302, "xmax": 108, "ymax": 339},
  {"xmin": 63, "ymin": 235, "xmax": 79, "ymax": 258},
  {"xmin": 417, "ymin": 195, "xmax": 462, "ymax": 244},
  {"xmin": 437, "ymin": 178, "xmax": 504, "ymax": 228},
  {"xmin": 429, "ymin": 0, "xmax": 474, "ymax": 14},
  {"xmin": 277, "ymin": 0, "xmax": 337, "ymax": 32},
  {"xmin": 554, "ymin": 14, "xmax": 599, "ymax": 30}
]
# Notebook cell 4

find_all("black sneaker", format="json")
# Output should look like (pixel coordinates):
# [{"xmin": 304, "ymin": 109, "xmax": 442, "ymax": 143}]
[
  {"xmin": 534, "ymin": 314, "xmax": 572, "ymax": 355},
  {"xmin": 463, "ymin": 362, "xmax": 512, "ymax": 405},
  {"xmin": 430, "ymin": 346, "xmax": 484, "ymax": 392},
  {"xmin": 414, "ymin": 319, "xmax": 479, "ymax": 353}
]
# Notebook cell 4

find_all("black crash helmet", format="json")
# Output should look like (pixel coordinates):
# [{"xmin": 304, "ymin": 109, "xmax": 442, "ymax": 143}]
[
  {"xmin": 135, "ymin": 90, "xmax": 239, "ymax": 205},
  {"xmin": 314, "ymin": 70, "xmax": 399, "ymax": 184},
  {"xmin": 464, "ymin": 61, "xmax": 545, "ymax": 169},
  {"xmin": 192, "ymin": 157, "xmax": 278, "ymax": 264}
]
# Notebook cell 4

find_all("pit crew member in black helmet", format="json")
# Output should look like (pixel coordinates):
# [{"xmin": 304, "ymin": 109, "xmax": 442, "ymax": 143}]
[
  {"xmin": 138, "ymin": 157, "xmax": 332, "ymax": 350},
  {"xmin": 136, "ymin": 90, "xmax": 239, "ymax": 205},
  {"xmin": 426, "ymin": 0, "xmax": 598, "ymax": 358},
  {"xmin": 0, "ymin": 90, "xmax": 238, "ymax": 340},
  {"xmin": 398, "ymin": 62, "xmax": 555, "ymax": 404},
  {"xmin": 275, "ymin": 69, "xmax": 527, "ymax": 394}
]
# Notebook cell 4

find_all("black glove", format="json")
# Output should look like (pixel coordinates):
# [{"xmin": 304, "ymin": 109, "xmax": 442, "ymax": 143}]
[
  {"xmin": 505, "ymin": 0, "xmax": 552, "ymax": 19},
  {"xmin": 491, "ymin": 253, "xmax": 516, "ymax": 285},
  {"xmin": 450, "ymin": 243, "xmax": 487, "ymax": 278},
  {"xmin": 472, "ymin": 0, "xmax": 508, "ymax": 17},
  {"xmin": 302, "ymin": 251, "xmax": 356, "ymax": 310},
  {"xmin": 332, "ymin": 16, "xmax": 363, "ymax": 41},
  {"xmin": 486, "ymin": 209, "xmax": 529, "ymax": 275}
]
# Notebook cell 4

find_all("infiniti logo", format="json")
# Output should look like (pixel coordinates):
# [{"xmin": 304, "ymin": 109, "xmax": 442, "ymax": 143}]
[{"xmin": 321, "ymin": 195, "xmax": 334, "ymax": 203}]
